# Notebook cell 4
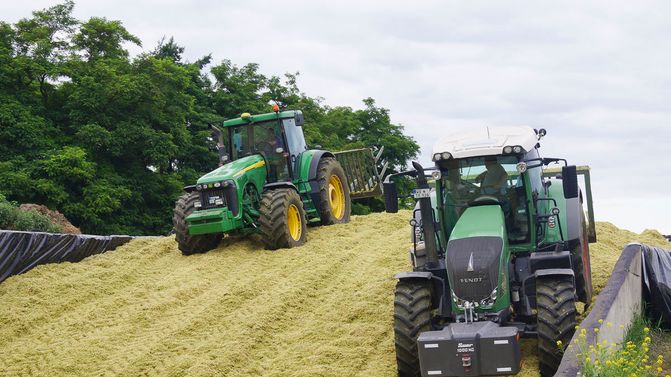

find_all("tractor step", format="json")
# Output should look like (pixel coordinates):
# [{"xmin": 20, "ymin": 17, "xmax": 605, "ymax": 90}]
[{"xmin": 417, "ymin": 321, "xmax": 521, "ymax": 377}]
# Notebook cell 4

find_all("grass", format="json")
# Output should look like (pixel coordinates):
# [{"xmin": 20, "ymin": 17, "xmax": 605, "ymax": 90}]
[
  {"xmin": 0, "ymin": 216, "xmax": 667, "ymax": 376},
  {"xmin": 575, "ymin": 316, "xmax": 670, "ymax": 377},
  {"xmin": 650, "ymin": 329, "xmax": 671, "ymax": 376}
]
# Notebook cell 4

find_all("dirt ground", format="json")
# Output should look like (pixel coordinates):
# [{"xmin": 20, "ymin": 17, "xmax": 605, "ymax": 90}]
[{"xmin": 0, "ymin": 212, "xmax": 668, "ymax": 376}]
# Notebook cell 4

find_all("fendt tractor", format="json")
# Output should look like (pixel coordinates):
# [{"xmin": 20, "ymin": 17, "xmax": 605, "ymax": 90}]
[
  {"xmin": 173, "ymin": 104, "xmax": 383, "ymax": 254},
  {"xmin": 384, "ymin": 127, "xmax": 596, "ymax": 377}
]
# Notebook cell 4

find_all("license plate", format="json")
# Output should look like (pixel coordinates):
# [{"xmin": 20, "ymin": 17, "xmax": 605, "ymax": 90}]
[{"xmin": 413, "ymin": 188, "xmax": 431, "ymax": 199}]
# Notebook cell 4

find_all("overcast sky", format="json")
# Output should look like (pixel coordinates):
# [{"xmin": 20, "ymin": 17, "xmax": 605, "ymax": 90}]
[{"xmin": 4, "ymin": 1, "xmax": 671, "ymax": 234}]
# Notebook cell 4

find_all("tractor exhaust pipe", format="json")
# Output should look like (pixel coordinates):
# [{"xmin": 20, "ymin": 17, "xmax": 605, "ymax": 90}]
[{"xmin": 412, "ymin": 161, "xmax": 439, "ymax": 267}]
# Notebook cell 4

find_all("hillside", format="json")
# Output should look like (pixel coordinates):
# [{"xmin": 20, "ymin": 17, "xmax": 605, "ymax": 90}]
[{"xmin": 0, "ymin": 212, "xmax": 668, "ymax": 376}]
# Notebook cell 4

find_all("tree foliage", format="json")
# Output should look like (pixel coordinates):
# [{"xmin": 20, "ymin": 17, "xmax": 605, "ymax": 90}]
[{"xmin": 0, "ymin": 2, "xmax": 419, "ymax": 235}]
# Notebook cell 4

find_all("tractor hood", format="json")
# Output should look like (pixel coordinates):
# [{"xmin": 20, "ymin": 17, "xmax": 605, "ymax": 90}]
[
  {"xmin": 197, "ymin": 154, "xmax": 266, "ymax": 185},
  {"xmin": 446, "ymin": 205, "xmax": 509, "ymax": 307}
]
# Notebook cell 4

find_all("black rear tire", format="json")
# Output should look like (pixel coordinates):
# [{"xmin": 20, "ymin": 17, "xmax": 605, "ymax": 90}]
[
  {"xmin": 259, "ymin": 188, "xmax": 307, "ymax": 250},
  {"xmin": 173, "ymin": 192, "xmax": 223, "ymax": 255},
  {"xmin": 394, "ymin": 279, "xmax": 432, "ymax": 377},
  {"xmin": 317, "ymin": 157, "xmax": 351, "ymax": 225},
  {"xmin": 537, "ymin": 275, "xmax": 577, "ymax": 377}
]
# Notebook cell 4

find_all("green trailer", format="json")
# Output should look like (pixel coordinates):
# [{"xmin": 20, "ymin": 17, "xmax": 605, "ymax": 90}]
[{"xmin": 173, "ymin": 107, "xmax": 382, "ymax": 254}]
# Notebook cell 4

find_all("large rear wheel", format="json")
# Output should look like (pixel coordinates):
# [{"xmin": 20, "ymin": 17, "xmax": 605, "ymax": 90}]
[
  {"xmin": 173, "ymin": 192, "xmax": 223, "ymax": 255},
  {"xmin": 394, "ymin": 279, "xmax": 432, "ymax": 377},
  {"xmin": 537, "ymin": 275, "xmax": 577, "ymax": 377},
  {"xmin": 259, "ymin": 188, "xmax": 307, "ymax": 250},
  {"xmin": 317, "ymin": 157, "xmax": 351, "ymax": 225}
]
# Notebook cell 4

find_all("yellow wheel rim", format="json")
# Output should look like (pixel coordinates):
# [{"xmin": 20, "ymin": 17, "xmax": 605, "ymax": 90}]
[
  {"xmin": 328, "ymin": 175, "xmax": 346, "ymax": 220},
  {"xmin": 287, "ymin": 204, "xmax": 302, "ymax": 241}
]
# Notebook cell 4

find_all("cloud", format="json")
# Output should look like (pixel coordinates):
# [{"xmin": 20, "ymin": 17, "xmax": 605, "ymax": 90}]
[{"xmin": 3, "ymin": 0, "xmax": 670, "ymax": 233}]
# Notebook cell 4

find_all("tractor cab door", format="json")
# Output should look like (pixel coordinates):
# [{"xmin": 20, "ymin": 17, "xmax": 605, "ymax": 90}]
[
  {"xmin": 251, "ymin": 122, "xmax": 291, "ymax": 182},
  {"xmin": 281, "ymin": 117, "xmax": 308, "ymax": 176}
]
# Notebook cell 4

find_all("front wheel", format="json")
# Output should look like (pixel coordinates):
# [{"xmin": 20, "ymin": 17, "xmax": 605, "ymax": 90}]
[
  {"xmin": 173, "ymin": 192, "xmax": 222, "ymax": 255},
  {"xmin": 394, "ymin": 279, "xmax": 432, "ymax": 377},
  {"xmin": 258, "ymin": 188, "xmax": 307, "ymax": 250},
  {"xmin": 537, "ymin": 275, "xmax": 577, "ymax": 377},
  {"xmin": 317, "ymin": 157, "xmax": 351, "ymax": 225}
]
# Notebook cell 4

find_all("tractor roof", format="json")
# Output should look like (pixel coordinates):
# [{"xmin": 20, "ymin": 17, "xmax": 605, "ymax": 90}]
[
  {"xmin": 223, "ymin": 110, "xmax": 301, "ymax": 127},
  {"xmin": 432, "ymin": 126, "xmax": 539, "ymax": 159}
]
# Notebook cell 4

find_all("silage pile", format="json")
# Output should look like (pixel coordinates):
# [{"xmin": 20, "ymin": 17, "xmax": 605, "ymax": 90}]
[{"xmin": 0, "ymin": 213, "xmax": 667, "ymax": 377}]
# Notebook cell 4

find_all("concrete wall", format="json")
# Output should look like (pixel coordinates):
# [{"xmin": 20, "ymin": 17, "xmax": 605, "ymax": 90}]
[{"xmin": 554, "ymin": 243, "xmax": 643, "ymax": 376}]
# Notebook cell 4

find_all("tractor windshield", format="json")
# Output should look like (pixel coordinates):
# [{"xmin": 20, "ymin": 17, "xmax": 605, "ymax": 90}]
[
  {"xmin": 439, "ymin": 155, "xmax": 530, "ymax": 243},
  {"xmin": 229, "ymin": 121, "xmax": 290, "ymax": 181}
]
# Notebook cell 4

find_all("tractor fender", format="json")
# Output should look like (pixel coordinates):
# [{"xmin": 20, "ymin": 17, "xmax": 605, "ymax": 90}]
[
  {"xmin": 307, "ymin": 150, "xmax": 336, "ymax": 207},
  {"xmin": 534, "ymin": 268, "xmax": 575, "ymax": 286},
  {"xmin": 183, "ymin": 184, "xmax": 197, "ymax": 193},
  {"xmin": 395, "ymin": 271, "xmax": 452, "ymax": 317},
  {"xmin": 308, "ymin": 150, "xmax": 336, "ymax": 181},
  {"xmin": 395, "ymin": 271, "xmax": 433, "ymax": 280},
  {"xmin": 263, "ymin": 182, "xmax": 299, "ymax": 192}
]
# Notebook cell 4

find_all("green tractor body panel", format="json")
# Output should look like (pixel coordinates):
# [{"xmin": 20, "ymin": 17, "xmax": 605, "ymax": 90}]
[
  {"xmin": 196, "ymin": 154, "xmax": 267, "ymax": 186},
  {"xmin": 180, "ymin": 109, "xmax": 382, "ymax": 240},
  {"xmin": 449, "ymin": 205, "xmax": 507, "ymax": 239},
  {"xmin": 186, "ymin": 155, "xmax": 266, "ymax": 235},
  {"xmin": 447, "ymin": 205, "xmax": 511, "ymax": 314}
]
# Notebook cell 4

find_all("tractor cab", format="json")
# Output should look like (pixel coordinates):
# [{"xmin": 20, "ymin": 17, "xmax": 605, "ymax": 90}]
[
  {"xmin": 436, "ymin": 154, "xmax": 532, "ymax": 245},
  {"xmin": 211, "ymin": 109, "xmax": 307, "ymax": 183}
]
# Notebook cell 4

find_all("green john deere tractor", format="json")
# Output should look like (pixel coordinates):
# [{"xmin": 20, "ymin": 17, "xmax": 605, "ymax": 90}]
[
  {"xmin": 383, "ymin": 127, "xmax": 596, "ymax": 377},
  {"xmin": 173, "ymin": 107, "xmax": 383, "ymax": 254}
]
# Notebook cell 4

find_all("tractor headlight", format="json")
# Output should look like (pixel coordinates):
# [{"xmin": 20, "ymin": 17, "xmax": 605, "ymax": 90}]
[
  {"xmin": 513, "ymin": 145, "xmax": 523, "ymax": 153},
  {"xmin": 222, "ymin": 181, "xmax": 230, "ymax": 187},
  {"xmin": 214, "ymin": 182, "xmax": 221, "ymax": 188},
  {"xmin": 431, "ymin": 171, "xmax": 442, "ymax": 180},
  {"xmin": 516, "ymin": 162, "xmax": 527, "ymax": 173},
  {"xmin": 503, "ymin": 146, "xmax": 513, "ymax": 154},
  {"xmin": 452, "ymin": 291, "xmax": 465, "ymax": 308},
  {"xmin": 196, "ymin": 184, "xmax": 202, "ymax": 191},
  {"xmin": 441, "ymin": 152, "xmax": 452, "ymax": 160},
  {"xmin": 479, "ymin": 288, "xmax": 498, "ymax": 307},
  {"xmin": 433, "ymin": 153, "xmax": 442, "ymax": 162}
]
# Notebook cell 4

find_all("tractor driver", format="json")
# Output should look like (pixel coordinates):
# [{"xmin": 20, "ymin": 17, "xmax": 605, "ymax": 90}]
[
  {"xmin": 481, "ymin": 156, "xmax": 508, "ymax": 195},
  {"xmin": 258, "ymin": 126, "xmax": 289, "ymax": 181}
]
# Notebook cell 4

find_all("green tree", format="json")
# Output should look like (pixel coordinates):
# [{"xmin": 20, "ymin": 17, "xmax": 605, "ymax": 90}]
[{"xmin": 0, "ymin": 1, "xmax": 421, "ymax": 234}]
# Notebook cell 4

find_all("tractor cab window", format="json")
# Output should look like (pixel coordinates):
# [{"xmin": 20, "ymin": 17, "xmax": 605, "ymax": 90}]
[
  {"xmin": 231, "ymin": 127, "xmax": 249, "ymax": 158},
  {"xmin": 439, "ymin": 155, "xmax": 530, "ymax": 244},
  {"xmin": 252, "ymin": 122, "xmax": 290, "ymax": 182},
  {"xmin": 282, "ymin": 118, "xmax": 308, "ymax": 167},
  {"xmin": 228, "ymin": 122, "xmax": 290, "ymax": 182}
]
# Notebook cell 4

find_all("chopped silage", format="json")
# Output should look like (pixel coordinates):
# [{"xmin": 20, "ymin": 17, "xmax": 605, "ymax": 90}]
[{"xmin": 0, "ymin": 213, "xmax": 667, "ymax": 376}]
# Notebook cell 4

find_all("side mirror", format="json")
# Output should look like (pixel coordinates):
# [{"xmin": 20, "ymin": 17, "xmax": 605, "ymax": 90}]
[
  {"xmin": 383, "ymin": 181, "xmax": 399, "ymax": 213},
  {"xmin": 295, "ymin": 112, "xmax": 305, "ymax": 127},
  {"xmin": 562, "ymin": 165, "xmax": 579, "ymax": 199}
]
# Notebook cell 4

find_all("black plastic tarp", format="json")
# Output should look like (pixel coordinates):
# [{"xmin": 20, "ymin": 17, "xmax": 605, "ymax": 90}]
[
  {"xmin": 642, "ymin": 244, "xmax": 671, "ymax": 329},
  {"xmin": 0, "ymin": 230, "xmax": 132, "ymax": 283}
]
